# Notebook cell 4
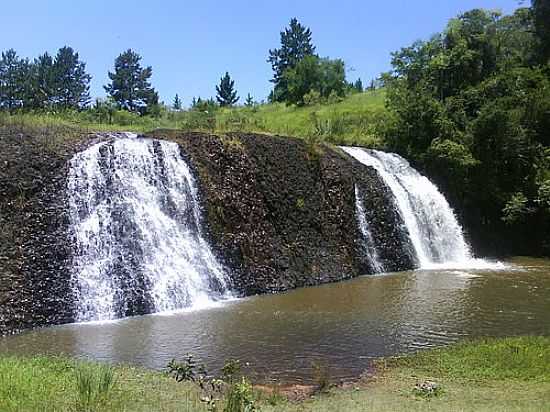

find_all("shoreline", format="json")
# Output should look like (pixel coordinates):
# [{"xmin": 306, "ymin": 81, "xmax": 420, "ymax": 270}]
[{"xmin": 1, "ymin": 336, "xmax": 549, "ymax": 411}]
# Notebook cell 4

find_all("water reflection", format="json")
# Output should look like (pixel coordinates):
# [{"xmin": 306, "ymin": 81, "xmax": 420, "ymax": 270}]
[{"xmin": 1, "ymin": 257, "xmax": 549, "ymax": 383}]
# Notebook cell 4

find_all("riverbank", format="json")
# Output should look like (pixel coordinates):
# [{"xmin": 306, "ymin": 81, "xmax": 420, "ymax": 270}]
[{"xmin": 1, "ymin": 336, "xmax": 548, "ymax": 411}]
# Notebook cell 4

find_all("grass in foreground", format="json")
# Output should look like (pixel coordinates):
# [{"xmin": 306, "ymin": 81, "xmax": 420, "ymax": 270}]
[{"xmin": 1, "ymin": 336, "xmax": 549, "ymax": 411}]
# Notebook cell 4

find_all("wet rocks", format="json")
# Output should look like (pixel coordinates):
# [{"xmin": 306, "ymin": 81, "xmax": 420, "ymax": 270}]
[
  {"xmin": 1, "ymin": 128, "xmax": 416, "ymax": 335},
  {"xmin": 152, "ymin": 131, "xmax": 414, "ymax": 296}
]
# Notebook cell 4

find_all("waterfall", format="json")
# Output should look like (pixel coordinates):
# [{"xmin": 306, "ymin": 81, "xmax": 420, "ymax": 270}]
[
  {"xmin": 354, "ymin": 185, "xmax": 385, "ymax": 273},
  {"xmin": 343, "ymin": 147, "xmax": 494, "ymax": 270},
  {"xmin": 67, "ymin": 136, "xmax": 231, "ymax": 322}
]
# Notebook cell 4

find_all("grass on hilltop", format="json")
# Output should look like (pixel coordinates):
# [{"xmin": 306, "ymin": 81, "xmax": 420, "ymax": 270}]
[
  {"xmin": 1, "ymin": 336, "xmax": 549, "ymax": 411},
  {"xmin": 0, "ymin": 89, "xmax": 387, "ymax": 148}
]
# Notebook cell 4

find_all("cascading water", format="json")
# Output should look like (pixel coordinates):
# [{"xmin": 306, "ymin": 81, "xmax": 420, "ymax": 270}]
[
  {"xmin": 354, "ymin": 185, "xmax": 385, "ymax": 273},
  {"xmin": 342, "ymin": 147, "xmax": 496, "ymax": 270},
  {"xmin": 68, "ymin": 136, "xmax": 231, "ymax": 322}
]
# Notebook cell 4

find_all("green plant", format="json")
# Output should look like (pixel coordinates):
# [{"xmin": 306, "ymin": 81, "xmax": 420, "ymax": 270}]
[
  {"xmin": 74, "ymin": 364, "xmax": 115, "ymax": 411},
  {"xmin": 412, "ymin": 380, "xmax": 444, "ymax": 399},
  {"xmin": 222, "ymin": 359, "xmax": 241, "ymax": 384},
  {"xmin": 312, "ymin": 360, "xmax": 331, "ymax": 393},
  {"xmin": 224, "ymin": 377, "xmax": 257, "ymax": 412},
  {"xmin": 166, "ymin": 354, "xmax": 205, "ymax": 382}
]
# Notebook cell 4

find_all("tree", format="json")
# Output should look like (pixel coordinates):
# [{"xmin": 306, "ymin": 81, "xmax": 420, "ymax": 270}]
[
  {"xmin": 268, "ymin": 18, "xmax": 316, "ymax": 102},
  {"xmin": 282, "ymin": 55, "xmax": 346, "ymax": 105},
  {"xmin": 173, "ymin": 93, "xmax": 182, "ymax": 110},
  {"xmin": 532, "ymin": 0, "xmax": 550, "ymax": 62},
  {"xmin": 29, "ymin": 52, "xmax": 56, "ymax": 109},
  {"xmin": 104, "ymin": 49, "xmax": 158, "ymax": 115},
  {"xmin": 354, "ymin": 78, "xmax": 364, "ymax": 92},
  {"xmin": 52, "ymin": 46, "xmax": 91, "ymax": 109},
  {"xmin": 0, "ymin": 49, "xmax": 27, "ymax": 110},
  {"xmin": 216, "ymin": 72, "xmax": 239, "ymax": 106},
  {"xmin": 244, "ymin": 93, "xmax": 254, "ymax": 107}
]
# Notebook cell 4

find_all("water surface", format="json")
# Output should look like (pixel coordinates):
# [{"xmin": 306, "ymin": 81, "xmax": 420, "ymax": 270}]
[{"xmin": 2, "ymin": 257, "xmax": 549, "ymax": 383}]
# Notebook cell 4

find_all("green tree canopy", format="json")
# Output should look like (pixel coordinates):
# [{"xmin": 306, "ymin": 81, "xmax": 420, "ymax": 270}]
[
  {"xmin": 29, "ymin": 52, "xmax": 56, "ymax": 109},
  {"xmin": 0, "ymin": 49, "xmax": 28, "ymax": 110},
  {"xmin": 381, "ymin": 5, "xmax": 550, "ymax": 253},
  {"xmin": 104, "ymin": 49, "xmax": 158, "ymax": 115},
  {"xmin": 268, "ymin": 18, "xmax": 316, "ymax": 102},
  {"xmin": 215, "ymin": 72, "xmax": 239, "ymax": 107},
  {"xmin": 282, "ymin": 55, "xmax": 346, "ymax": 105},
  {"xmin": 52, "ymin": 46, "xmax": 91, "ymax": 109},
  {"xmin": 173, "ymin": 93, "xmax": 182, "ymax": 111},
  {"xmin": 532, "ymin": 0, "xmax": 550, "ymax": 63}
]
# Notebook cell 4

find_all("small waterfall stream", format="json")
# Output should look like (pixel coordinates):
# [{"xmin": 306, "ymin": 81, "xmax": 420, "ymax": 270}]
[
  {"xmin": 342, "ymin": 147, "xmax": 489, "ymax": 270},
  {"xmin": 354, "ymin": 185, "xmax": 385, "ymax": 273},
  {"xmin": 68, "ymin": 136, "xmax": 231, "ymax": 322}
]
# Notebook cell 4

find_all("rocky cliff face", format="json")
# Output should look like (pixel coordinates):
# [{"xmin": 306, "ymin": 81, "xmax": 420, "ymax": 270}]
[
  {"xmin": 0, "ymin": 128, "xmax": 414, "ymax": 334},
  {"xmin": 151, "ymin": 131, "xmax": 414, "ymax": 295}
]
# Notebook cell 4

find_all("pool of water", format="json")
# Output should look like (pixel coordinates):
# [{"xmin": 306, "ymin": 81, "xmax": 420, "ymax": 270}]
[{"xmin": 1, "ymin": 257, "xmax": 549, "ymax": 383}]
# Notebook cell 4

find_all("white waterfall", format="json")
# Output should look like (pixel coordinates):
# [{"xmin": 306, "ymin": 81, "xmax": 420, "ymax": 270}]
[
  {"xmin": 342, "ymin": 147, "xmax": 499, "ymax": 270},
  {"xmin": 354, "ymin": 185, "xmax": 385, "ymax": 273},
  {"xmin": 67, "ymin": 137, "xmax": 231, "ymax": 322}
]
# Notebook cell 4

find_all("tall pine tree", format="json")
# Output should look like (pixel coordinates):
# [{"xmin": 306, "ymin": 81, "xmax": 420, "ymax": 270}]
[
  {"xmin": 216, "ymin": 72, "xmax": 239, "ymax": 106},
  {"xmin": 104, "ymin": 49, "xmax": 158, "ymax": 115},
  {"xmin": 267, "ymin": 18, "xmax": 316, "ymax": 102},
  {"xmin": 52, "ymin": 46, "xmax": 91, "ymax": 109},
  {"xmin": 30, "ymin": 52, "xmax": 56, "ymax": 109},
  {"xmin": 173, "ymin": 93, "xmax": 182, "ymax": 110},
  {"xmin": 0, "ymin": 49, "xmax": 27, "ymax": 111}
]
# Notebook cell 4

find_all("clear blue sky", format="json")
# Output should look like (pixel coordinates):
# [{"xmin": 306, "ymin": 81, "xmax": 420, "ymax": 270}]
[{"xmin": 2, "ymin": 0, "xmax": 520, "ymax": 106}]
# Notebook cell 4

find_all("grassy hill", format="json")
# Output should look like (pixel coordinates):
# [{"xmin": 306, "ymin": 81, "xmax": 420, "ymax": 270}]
[{"xmin": 0, "ymin": 89, "xmax": 387, "ymax": 148}]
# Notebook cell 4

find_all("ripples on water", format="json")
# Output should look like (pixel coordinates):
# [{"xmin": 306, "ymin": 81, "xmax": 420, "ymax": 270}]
[{"xmin": 1, "ymin": 257, "xmax": 549, "ymax": 383}]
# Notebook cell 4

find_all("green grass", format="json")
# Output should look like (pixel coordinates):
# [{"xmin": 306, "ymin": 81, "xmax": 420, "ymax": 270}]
[
  {"xmin": 0, "ymin": 89, "xmax": 388, "ymax": 148},
  {"xmin": 0, "ymin": 356, "xmax": 206, "ymax": 412},
  {"xmin": 215, "ymin": 89, "xmax": 387, "ymax": 146},
  {"xmin": 1, "ymin": 337, "xmax": 549, "ymax": 411}
]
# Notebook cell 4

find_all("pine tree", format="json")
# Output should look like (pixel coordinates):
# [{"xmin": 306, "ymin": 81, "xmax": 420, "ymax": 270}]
[
  {"xmin": 354, "ymin": 78, "xmax": 364, "ymax": 93},
  {"xmin": 0, "ymin": 49, "xmax": 27, "ymax": 110},
  {"xmin": 30, "ymin": 52, "xmax": 56, "ymax": 109},
  {"xmin": 52, "ymin": 46, "xmax": 91, "ymax": 109},
  {"xmin": 173, "ymin": 93, "xmax": 182, "ymax": 110},
  {"xmin": 268, "ymin": 18, "xmax": 316, "ymax": 102},
  {"xmin": 216, "ymin": 72, "xmax": 239, "ymax": 106},
  {"xmin": 244, "ymin": 93, "xmax": 254, "ymax": 107},
  {"xmin": 104, "ymin": 49, "xmax": 158, "ymax": 115}
]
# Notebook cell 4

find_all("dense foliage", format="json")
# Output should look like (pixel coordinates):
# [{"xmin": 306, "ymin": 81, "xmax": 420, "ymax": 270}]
[
  {"xmin": 104, "ymin": 49, "xmax": 159, "ymax": 115},
  {"xmin": 216, "ymin": 72, "xmax": 239, "ymax": 107},
  {"xmin": 267, "ymin": 18, "xmax": 348, "ymax": 105},
  {"xmin": 381, "ymin": 6, "xmax": 550, "ymax": 254},
  {"xmin": 0, "ymin": 46, "xmax": 90, "ymax": 111}
]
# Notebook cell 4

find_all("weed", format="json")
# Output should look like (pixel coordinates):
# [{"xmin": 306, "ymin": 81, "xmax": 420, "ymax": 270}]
[
  {"xmin": 74, "ymin": 364, "xmax": 116, "ymax": 411},
  {"xmin": 224, "ymin": 377, "xmax": 257, "ymax": 412},
  {"xmin": 222, "ymin": 359, "xmax": 242, "ymax": 384},
  {"xmin": 413, "ymin": 380, "xmax": 444, "ymax": 399},
  {"xmin": 312, "ymin": 360, "xmax": 331, "ymax": 393},
  {"xmin": 166, "ymin": 354, "xmax": 206, "ymax": 382}
]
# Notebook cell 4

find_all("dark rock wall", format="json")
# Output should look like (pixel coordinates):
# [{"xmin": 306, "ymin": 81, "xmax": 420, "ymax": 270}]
[
  {"xmin": 0, "ymin": 128, "xmax": 87, "ymax": 334},
  {"xmin": 1, "ymin": 128, "xmax": 414, "ymax": 334},
  {"xmin": 152, "ymin": 131, "xmax": 414, "ymax": 295}
]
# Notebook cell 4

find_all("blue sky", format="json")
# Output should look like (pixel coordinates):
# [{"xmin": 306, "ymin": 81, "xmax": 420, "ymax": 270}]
[{"xmin": 2, "ymin": 0, "xmax": 520, "ymax": 106}]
